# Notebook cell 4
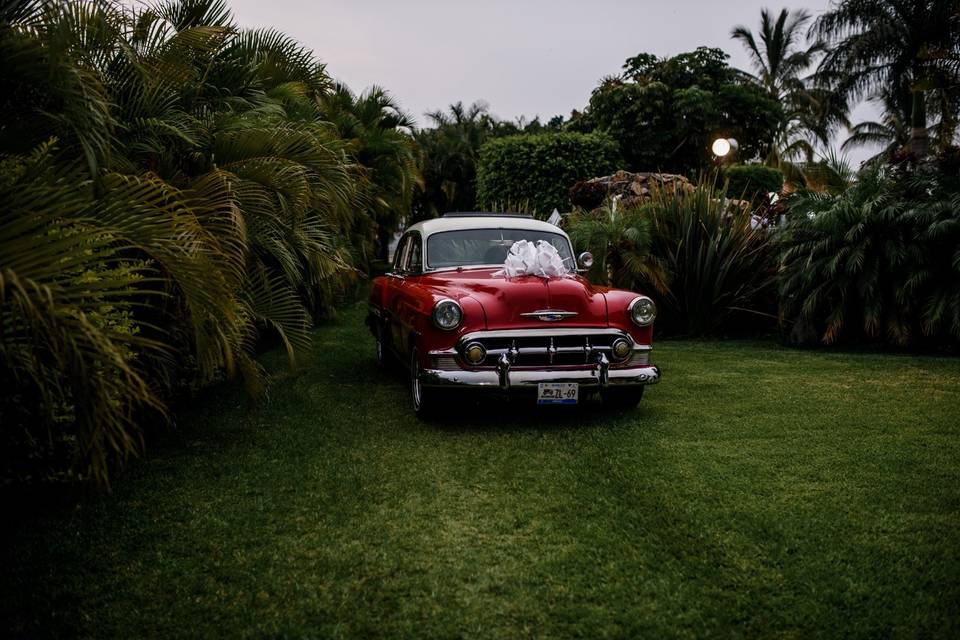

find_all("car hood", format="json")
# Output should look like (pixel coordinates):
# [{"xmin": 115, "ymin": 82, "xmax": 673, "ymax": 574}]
[{"xmin": 415, "ymin": 268, "xmax": 607, "ymax": 329}]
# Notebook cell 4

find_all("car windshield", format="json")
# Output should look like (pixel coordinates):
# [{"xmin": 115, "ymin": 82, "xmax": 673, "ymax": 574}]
[{"xmin": 426, "ymin": 228, "xmax": 575, "ymax": 269}]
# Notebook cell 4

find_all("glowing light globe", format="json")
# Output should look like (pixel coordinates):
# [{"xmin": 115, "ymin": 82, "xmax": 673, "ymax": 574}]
[{"xmin": 711, "ymin": 138, "xmax": 731, "ymax": 157}]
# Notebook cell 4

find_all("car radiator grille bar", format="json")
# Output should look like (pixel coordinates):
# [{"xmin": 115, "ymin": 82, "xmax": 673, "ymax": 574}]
[{"xmin": 454, "ymin": 330, "xmax": 649, "ymax": 369}]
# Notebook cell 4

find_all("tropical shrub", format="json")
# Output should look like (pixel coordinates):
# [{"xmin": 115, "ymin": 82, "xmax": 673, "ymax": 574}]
[
  {"xmin": 643, "ymin": 183, "xmax": 777, "ymax": 335},
  {"xmin": 566, "ymin": 181, "xmax": 777, "ymax": 336},
  {"xmin": 321, "ymin": 83, "xmax": 421, "ymax": 263},
  {"xmin": 412, "ymin": 104, "xmax": 567, "ymax": 221},
  {"xmin": 724, "ymin": 165, "xmax": 785, "ymax": 199},
  {"xmin": 565, "ymin": 199, "xmax": 665, "ymax": 290},
  {"xmin": 0, "ymin": 0, "xmax": 417, "ymax": 486},
  {"xmin": 778, "ymin": 165, "xmax": 960, "ymax": 346},
  {"xmin": 412, "ymin": 102, "xmax": 497, "ymax": 220},
  {"xmin": 476, "ymin": 132, "xmax": 620, "ymax": 216}
]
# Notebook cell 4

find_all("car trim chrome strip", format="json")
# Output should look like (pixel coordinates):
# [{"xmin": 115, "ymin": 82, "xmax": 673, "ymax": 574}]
[{"xmin": 519, "ymin": 309, "xmax": 579, "ymax": 322}]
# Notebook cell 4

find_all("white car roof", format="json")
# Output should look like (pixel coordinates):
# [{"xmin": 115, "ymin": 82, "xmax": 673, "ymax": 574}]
[{"xmin": 406, "ymin": 214, "xmax": 568, "ymax": 239}]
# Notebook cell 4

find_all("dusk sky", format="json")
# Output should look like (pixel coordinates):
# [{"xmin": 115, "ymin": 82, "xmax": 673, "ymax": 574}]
[{"xmin": 226, "ymin": 0, "xmax": 880, "ymax": 165}]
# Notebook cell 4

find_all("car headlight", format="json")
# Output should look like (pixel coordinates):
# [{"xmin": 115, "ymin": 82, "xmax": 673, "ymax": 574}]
[
  {"xmin": 432, "ymin": 299, "xmax": 463, "ymax": 330},
  {"xmin": 628, "ymin": 296, "xmax": 656, "ymax": 327}
]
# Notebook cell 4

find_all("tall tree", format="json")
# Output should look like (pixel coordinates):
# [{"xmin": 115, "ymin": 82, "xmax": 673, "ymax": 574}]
[
  {"xmin": 0, "ymin": 0, "xmax": 414, "ymax": 484},
  {"xmin": 841, "ymin": 92, "xmax": 915, "ymax": 160},
  {"xmin": 412, "ymin": 101, "xmax": 495, "ymax": 218},
  {"xmin": 812, "ymin": 0, "xmax": 960, "ymax": 158},
  {"xmin": 572, "ymin": 47, "xmax": 783, "ymax": 174},
  {"xmin": 321, "ymin": 83, "xmax": 421, "ymax": 262},
  {"xmin": 732, "ymin": 8, "xmax": 848, "ymax": 175}
]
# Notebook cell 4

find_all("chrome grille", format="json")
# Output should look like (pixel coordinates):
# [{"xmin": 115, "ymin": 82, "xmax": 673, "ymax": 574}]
[{"xmin": 457, "ymin": 329, "xmax": 647, "ymax": 369}]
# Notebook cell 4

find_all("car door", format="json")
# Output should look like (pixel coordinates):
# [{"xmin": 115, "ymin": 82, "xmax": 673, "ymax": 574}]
[
  {"xmin": 393, "ymin": 232, "xmax": 424, "ymax": 358},
  {"xmin": 386, "ymin": 234, "xmax": 411, "ymax": 357}
]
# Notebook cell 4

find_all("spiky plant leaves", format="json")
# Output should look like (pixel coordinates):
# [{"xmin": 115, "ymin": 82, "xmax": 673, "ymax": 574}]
[
  {"xmin": 1, "ymin": 0, "xmax": 419, "ymax": 486},
  {"xmin": 778, "ymin": 166, "xmax": 960, "ymax": 346},
  {"xmin": 567, "ymin": 182, "xmax": 774, "ymax": 336},
  {"xmin": 566, "ymin": 199, "xmax": 666, "ymax": 292},
  {"xmin": 155, "ymin": 0, "xmax": 234, "ymax": 31},
  {"xmin": 0, "ymin": 148, "xmax": 167, "ymax": 486},
  {"xmin": 641, "ymin": 183, "xmax": 776, "ymax": 336},
  {"xmin": 568, "ymin": 182, "xmax": 774, "ymax": 335}
]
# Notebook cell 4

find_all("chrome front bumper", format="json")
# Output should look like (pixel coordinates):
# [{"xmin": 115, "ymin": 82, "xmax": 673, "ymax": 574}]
[
  {"xmin": 422, "ymin": 327, "xmax": 660, "ymax": 391},
  {"xmin": 420, "ymin": 363, "xmax": 661, "ymax": 390}
]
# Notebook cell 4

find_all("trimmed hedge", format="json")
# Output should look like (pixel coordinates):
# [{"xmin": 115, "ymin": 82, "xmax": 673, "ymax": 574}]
[
  {"xmin": 725, "ymin": 164, "xmax": 784, "ymax": 198},
  {"xmin": 476, "ymin": 132, "xmax": 620, "ymax": 215}
]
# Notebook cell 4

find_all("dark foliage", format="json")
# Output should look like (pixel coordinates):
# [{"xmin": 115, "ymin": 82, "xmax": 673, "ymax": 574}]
[
  {"xmin": 725, "ymin": 165, "xmax": 785, "ymax": 199},
  {"xmin": 571, "ymin": 47, "xmax": 783, "ymax": 175},
  {"xmin": 475, "ymin": 132, "xmax": 620, "ymax": 216},
  {"xmin": 778, "ymin": 163, "xmax": 960, "ymax": 347},
  {"xmin": 567, "ymin": 181, "xmax": 777, "ymax": 337}
]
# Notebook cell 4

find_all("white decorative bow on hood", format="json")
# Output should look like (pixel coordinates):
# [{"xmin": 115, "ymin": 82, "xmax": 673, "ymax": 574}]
[{"xmin": 498, "ymin": 239, "xmax": 569, "ymax": 278}]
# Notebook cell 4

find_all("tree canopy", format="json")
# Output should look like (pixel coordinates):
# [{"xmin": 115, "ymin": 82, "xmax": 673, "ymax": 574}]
[{"xmin": 571, "ymin": 47, "xmax": 783, "ymax": 174}]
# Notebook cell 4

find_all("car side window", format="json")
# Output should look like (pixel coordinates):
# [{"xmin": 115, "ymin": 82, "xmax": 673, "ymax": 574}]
[
  {"xmin": 406, "ymin": 234, "xmax": 422, "ymax": 273},
  {"xmin": 393, "ymin": 235, "xmax": 410, "ymax": 272}
]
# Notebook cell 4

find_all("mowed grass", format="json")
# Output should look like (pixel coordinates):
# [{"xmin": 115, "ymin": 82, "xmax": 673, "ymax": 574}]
[{"xmin": 3, "ymin": 300, "xmax": 960, "ymax": 639}]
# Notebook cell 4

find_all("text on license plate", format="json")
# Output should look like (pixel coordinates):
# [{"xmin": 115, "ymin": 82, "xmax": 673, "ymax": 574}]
[{"xmin": 537, "ymin": 383, "xmax": 578, "ymax": 405}]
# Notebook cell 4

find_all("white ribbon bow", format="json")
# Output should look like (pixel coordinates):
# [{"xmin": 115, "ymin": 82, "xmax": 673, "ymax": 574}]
[{"xmin": 500, "ymin": 240, "xmax": 569, "ymax": 277}]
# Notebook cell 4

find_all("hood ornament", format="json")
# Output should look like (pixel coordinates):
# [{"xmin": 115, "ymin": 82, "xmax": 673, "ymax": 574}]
[{"xmin": 520, "ymin": 309, "xmax": 578, "ymax": 322}]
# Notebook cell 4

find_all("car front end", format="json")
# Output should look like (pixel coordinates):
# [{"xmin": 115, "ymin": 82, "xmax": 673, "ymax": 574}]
[{"xmin": 368, "ymin": 213, "xmax": 661, "ymax": 413}]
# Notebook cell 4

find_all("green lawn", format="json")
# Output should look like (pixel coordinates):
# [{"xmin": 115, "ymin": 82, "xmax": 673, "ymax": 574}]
[{"xmin": 3, "ymin": 300, "xmax": 960, "ymax": 638}]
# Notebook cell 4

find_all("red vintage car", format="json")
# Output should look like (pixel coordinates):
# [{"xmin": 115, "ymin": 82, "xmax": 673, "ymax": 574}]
[{"xmin": 367, "ymin": 213, "xmax": 660, "ymax": 416}]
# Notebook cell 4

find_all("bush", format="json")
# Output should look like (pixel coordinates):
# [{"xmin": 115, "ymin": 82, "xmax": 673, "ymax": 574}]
[
  {"xmin": 778, "ymin": 165, "xmax": 960, "ymax": 347},
  {"xmin": 565, "ymin": 200, "xmax": 661, "ymax": 290},
  {"xmin": 0, "ymin": 1, "xmax": 416, "ymax": 487},
  {"xmin": 724, "ymin": 165, "xmax": 784, "ymax": 199},
  {"xmin": 566, "ymin": 182, "xmax": 777, "ymax": 336},
  {"xmin": 643, "ymin": 183, "xmax": 777, "ymax": 335},
  {"xmin": 476, "ymin": 132, "xmax": 620, "ymax": 216}
]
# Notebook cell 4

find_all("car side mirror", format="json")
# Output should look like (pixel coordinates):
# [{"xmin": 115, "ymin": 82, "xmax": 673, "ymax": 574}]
[{"xmin": 578, "ymin": 252, "xmax": 595, "ymax": 270}]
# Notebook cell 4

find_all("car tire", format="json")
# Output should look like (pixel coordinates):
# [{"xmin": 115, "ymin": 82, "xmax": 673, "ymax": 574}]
[
  {"xmin": 602, "ymin": 386, "xmax": 645, "ymax": 409},
  {"xmin": 375, "ymin": 331, "xmax": 386, "ymax": 368},
  {"xmin": 410, "ymin": 347, "xmax": 438, "ymax": 418}
]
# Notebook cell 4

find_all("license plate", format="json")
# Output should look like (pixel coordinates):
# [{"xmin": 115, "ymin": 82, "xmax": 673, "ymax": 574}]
[{"xmin": 537, "ymin": 382, "xmax": 578, "ymax": 405}]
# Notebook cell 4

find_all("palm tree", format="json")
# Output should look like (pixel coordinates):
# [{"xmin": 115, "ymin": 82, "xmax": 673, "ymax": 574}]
[
  {"xmin": 779, "ymin": 166, "xmax": 960, "ymax": 345},
  {"xmin": 321, "ymin": 83, "xmax": 421, "ymax": 263},
  {"xmin": 812, "ymin": 0, "xmax": 960, "ymax": 158},
  {"xmin": 732, "ymin": 8, "xmax": 848, "ymax": 178},
  {"xmin": 413, "ymin": 101, "xmax": 494, "ymax": 218},
  {"xmin": 841, "ymin": 93, "xmax": 914, "ymax": 161},
  {"xmin": 0, "ymin": 0, "xmax": 382, "ymax": 484},
  {"xmin": 565, "ymin": 198, "xmax": 663, "ymax": 289}
]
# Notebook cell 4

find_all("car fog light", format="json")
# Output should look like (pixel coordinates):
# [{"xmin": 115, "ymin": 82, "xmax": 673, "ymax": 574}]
[
  {"xmin": 611, "ymin": 338, "xmax": 631, "ymax": 360},
  {"xmin": 464, "ymin": 342, "xmax": 486, "ymax": 364}
]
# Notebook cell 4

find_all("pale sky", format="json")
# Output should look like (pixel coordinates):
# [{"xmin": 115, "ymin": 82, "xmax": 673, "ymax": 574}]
[{"xmin": 226, "ymin": 0, "xmax": 881, "ymax": 166}]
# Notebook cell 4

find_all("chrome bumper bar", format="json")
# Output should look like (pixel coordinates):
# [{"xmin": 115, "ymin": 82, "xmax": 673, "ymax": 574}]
[{"xmin": 419, "ymin": 363, "xmax": 660, "ymax": 390}]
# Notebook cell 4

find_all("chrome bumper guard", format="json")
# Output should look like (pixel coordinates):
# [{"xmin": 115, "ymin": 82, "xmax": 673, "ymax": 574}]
[{"xmin": 420, "ymin": 359, "xmax": 660, "ymax": 390}]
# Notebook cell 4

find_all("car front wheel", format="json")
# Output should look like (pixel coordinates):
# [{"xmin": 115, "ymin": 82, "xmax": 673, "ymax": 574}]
[
  {"xmin": 375, "ymin": 332, "xmax": 385, "ymax": 368},
  {"xmin": 410, "ymin": 347, "xmax": 438, "ymax": 418}
]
